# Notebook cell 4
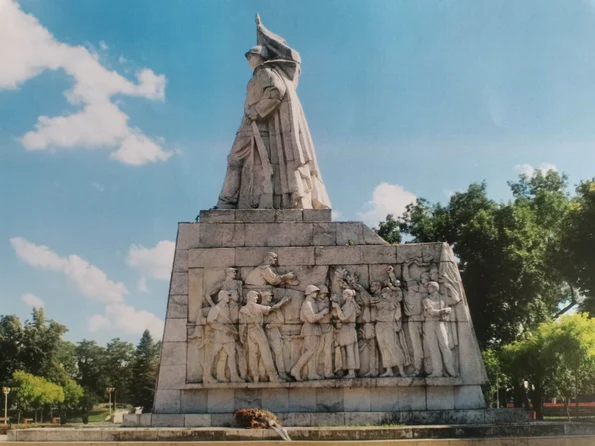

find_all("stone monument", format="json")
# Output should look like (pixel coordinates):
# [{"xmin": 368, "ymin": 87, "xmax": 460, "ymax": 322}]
[{"xmin": 142, "ymin": 15, "xmax": 493, "ymax": 427}]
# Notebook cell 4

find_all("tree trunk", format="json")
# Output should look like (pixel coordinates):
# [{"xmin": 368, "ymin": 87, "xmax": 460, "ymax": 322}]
[
  {"xmin": 564, "ymin": 397, "xmax": 571, "ymax": 421},
  {"xmin": 531, "ymin": 384, "xmax": 544, "ymax": 421},
  {"xmin": 575, "ymin": 373, "xmax": 580, "ymax": 419}
]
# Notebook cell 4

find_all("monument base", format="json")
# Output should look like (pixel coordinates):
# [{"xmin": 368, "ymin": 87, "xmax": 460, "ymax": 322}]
[
  {"xmin": 154, "ymin": 209, "xmax": 489, "ymax": 427},
  {"xmin": 124, "ymin": 408, "xmax": 530, "ymax": 428}
]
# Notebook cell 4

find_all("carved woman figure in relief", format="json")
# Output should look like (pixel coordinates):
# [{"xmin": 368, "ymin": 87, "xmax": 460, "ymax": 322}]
[
  {"xmin": 373, "ymin": 286, "xmax": 407, "ymax": 377},
  {"xmin": 216, "ymin": 15, "xmax": 331, "ymax": 210},
  {"xmin": 332, "ymin": 289, "xmax": 360, "ymax": 378}
]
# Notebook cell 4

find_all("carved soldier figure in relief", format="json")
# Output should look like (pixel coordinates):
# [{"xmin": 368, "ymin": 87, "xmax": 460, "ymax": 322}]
[
  {"xmin": 422, "ymin": 281, "xmax": 460, "ymax": 377},
  {"xmin": 203, "ymin": 291, "xmax": 243, "ymax": 384},
  {"xmin": 261, "ymin": 290, "xmax": 289, "ymax": 380},
  {"xmin": 205, "ymin": 267, "xmax": 244, "ymax": 307},
  {"xmin": 240, "ymin": 290, "xmax": 289, "ymax": 383},
  {"xmin": 315, "ymin": 285, "xmax": 335, "ymax": 379},
  {"xmin": 290, "ymin": 285, "xmax": 329, "ymax": 381},
  {"xmin": 216, "ymin": 15, "xmax": 331, "ymax": 210},
  {"xmin": 403, "ymin": 258, "xmax": 430, "ymax": 376},
  {"xmin": 215, "ymin": 289, "xmax": 247, "ymax": 381},
  {"xmin": 387, "ymin": 266, "xmax": 411, "ymax": 367},
  {"xmin": 244, "ymin": 252, "xmax": 299, "ymax": 288},
  {"xmin": 356, "ymin": 281, "xmax": 378, "ymax": 378},
  {"xmin": 333, "ymin": 289, "xmax": 360, "ymax": 379}
]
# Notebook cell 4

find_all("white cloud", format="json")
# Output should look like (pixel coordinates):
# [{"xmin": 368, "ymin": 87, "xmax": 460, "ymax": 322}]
[
  {"xmin": 358, "ymin": 182, "xmax": 416, "ymax": 227},
  {"xmin": 513, "ymin": 162, "xmax": 558, "ymax": 177},
  {"xmin": 11, "ymin": 237, "xmax": 163, "ymax": 337},
  {"xmin": 331, "ymin": 210, "xmax": 343, "ymax": 221},
  {"xmin": 127, "ymin": 240, "xmax": 175, "ymax": 281},
  {"xmin": 91, "ymin": 182, "xmax": 105, "ymax": 192},
  {"xmin": 98, "ymin": 41, "xmax": 108, "ymax": 51},
  {"xmin": 0, "ymin": 0, "xmax": 171, "ymax": 165},
  {"xmin": 22, "ymin": 293, "xmax": 44, "ymax": 308},
  {"xmin": 88, "ymin": 314, "xmax": 111, "ymax": 332}
]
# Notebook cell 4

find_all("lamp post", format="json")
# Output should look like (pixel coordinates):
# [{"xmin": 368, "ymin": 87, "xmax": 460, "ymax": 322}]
[
  {"xmin": 106, "ymin": 387, "xmax": 115, "ymax": 418},
  {"xmin": 2, "ymin": 387, "xmax": 10, "ymax": 425}
]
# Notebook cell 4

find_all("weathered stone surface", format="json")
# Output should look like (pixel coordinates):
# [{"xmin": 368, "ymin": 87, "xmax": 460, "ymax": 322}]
[
  {"xmin": 181, "ymin": 390, "xmax": 208, "ymax": 412},
  {"xmin": 198, "ymin": 223, "xmax": 245, "ymax": 248},
  {"xmin": 289, "ymin": 388, "xmax": 316, "ymax": 412},
  {"xmin": 236, "ymin": 209, "xmax": 276, "ymax": 222},
  {"xmin": 163, "ymin": 318, "xmax": 187, "ymax": 342},
  {"xmin": 261, "ymin": 388, "xmax": 290, "ymax": 412},
  {"xmin": 343, "ymin": 387, "xmax": 371, "ymax": 411},
  {"xmin": 335, "ymin": 222, "xmax": 363, "ymax": 245},
  {"xmin": 177, "ymin": 223, "xmax": 201, "ymax": 250},
  {"xmin": 188, "ymin": 248, "xmax": 235, "ymax": 267},
  {"xmin": 310, "ymin": 412, "xmax": 345, "ymax": 426},
  {"xmin": 199, "ymin": 209, "xmax": 236, "ymax": 223},
  {"xmin": 160, "ymin": 342, "xmax": 187, "ymax": 366},
  {"xmin": 152, "ymin": 414, "xmax": 184, "ymax": 427},
  {"xmin": 396, "ymin": 243, "xmax": 424, "ymax": 263},
  {"xmin": 361, "ymin": 244, "xmax": 397, "ymax": 264},
  {"xmin": 234, "ymin": 388, "xmax": 262, "ymax": 410},
  {"xmin": 275, "ymin": 209, "xmax": 303, "ymax": 222},
  {"xmin": 153, "ymin": 390, "xmax": 181, "ymax": 413},
  {"xmin": 426, "ymin": 386, "xmax": 455, "ymax": 410},
  {"xmin": 369, "ymin": 387, "xmax": 399, "ymax": 411},
  {"xmin": 157, "ymin": 365, "xmax": 186, "ymax": 390},
  {"xmin": 207, "ymin": 389, "xmax": 235, "ymax": 413},
  {"xmin": 316, "ymin": 388, "xmax": 344, "ymax": 412},
  {"xmin": 315, "ymin": 246, "xmax": 362, "ymax": 264},
  {"xmin": 398, "ymin": 387, "xmax": 427, "ymax": 411},
  {"xmin": 184, "ymin": 414, "xmax": 211, "ymax": 427},
  {"xmin": 312, "ymin": 222, "xmax": 336, "ymax": 245},
  {"xmin": 303, "ymin": 209, "xmax": 332, "ymax": 222},
  {"xmin": 454, "ymin": 385, "xmax": 486, "ymax": 409},
  {"xmin": 362, "ymin": 225, "xmax": 387, "ymax": 245},
  {"xmin": 173, "ymin": 249, "xmax": 188, "ymax": 272},
  {"xmin": 170, "ymin": 272, "xmax": 188, "ymax": 295},
  {"xmin": 166, "ymin": 295, "xmax": 187, "ymax": 319}
]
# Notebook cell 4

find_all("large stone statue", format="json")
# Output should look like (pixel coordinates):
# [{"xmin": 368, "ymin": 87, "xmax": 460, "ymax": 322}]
[
  {"xmin": 216, "ymin": 15, "xmax": 331, "ymax": 210},
  {"xmin": 240, "ymin": 290, "xmax": 289, "ymax": 383}
]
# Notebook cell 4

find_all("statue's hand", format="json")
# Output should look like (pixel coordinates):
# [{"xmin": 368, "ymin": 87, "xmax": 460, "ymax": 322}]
[{"xmin": 246, "ymin": 108, "xmax": 259, "ymax": 121}]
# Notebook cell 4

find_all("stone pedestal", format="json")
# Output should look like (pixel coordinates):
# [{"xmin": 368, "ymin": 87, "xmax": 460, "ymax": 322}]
[{"xmin": 151, "ymin": 209, "xmax": 488, "ymax": 426}]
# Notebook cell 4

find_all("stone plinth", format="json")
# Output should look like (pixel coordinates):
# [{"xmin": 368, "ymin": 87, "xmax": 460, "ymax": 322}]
[{"xmin": 153, "ymin": 210, "xmax": 488, "ymax": 426}]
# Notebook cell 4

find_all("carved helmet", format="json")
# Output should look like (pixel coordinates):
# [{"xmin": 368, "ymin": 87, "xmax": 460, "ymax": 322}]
[
  {"xmin": 305, "ymin": 285, "xmax": 320, "ymax": 296},
  {"xmin": 245, "ymin": 45, "xmax": 268, "ymax": 60}
]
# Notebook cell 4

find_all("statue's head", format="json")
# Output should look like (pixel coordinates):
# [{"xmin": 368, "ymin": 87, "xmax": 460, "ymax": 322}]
[
  {"xmin": 317, "ymin": 285, "xmax": 329, "ymax": 299},
  {"xmin": 246, "ymin": 45, "xmax": 267, "ymax": 69},
  {"xmin": 225, "ymin": 267, "xmax": 238, "ymax": 280},
  {"xmin": 370, "ymin": 281, "xmax": 382, "ymax": 294},
  {"xmin": 381, "ymin": 287, "xmax": 392, "ymax": 299},
  {"xmin": 217, "ymin": 290, "xmax": 231, "ymax": 304},
  {"xmin": 305, "ymin": 284, "xmax": 320, "ymax": 299},
  {"xmin": 229, "ymin": 289, "xmax": 239, "ymax": 303},
  {"xmin": 427, "ymin": 281, "xmax": 440, "ymax": 294},
  {"xmin": 265, "ymin": 252, "xmax": 279, "ymax": 266},
  {"xmin": 246, "ymin": 290, "xmax": 260, "ymax": 304},
  {"xmin": 343, "ymin": 289, "xmax": 356, "ymax": 301},
  {"xmin": 261, "ymin": 290, "xmax": 273, "ymax": 305}
]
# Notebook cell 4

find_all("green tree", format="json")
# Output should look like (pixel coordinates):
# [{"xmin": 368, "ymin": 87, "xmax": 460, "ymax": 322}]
[
  {"xmin": 11, "ymin": 370, "xmax": 64, "ymax": 422},
  {"xmin": 104, "ymin": 338, "xmax": 135, "ymax": 407},
  {"xmin": 502, "ymin": 313, "xmax": 595, "ymax": 420},
  {"xmin": 0, "ymin": 315, "xmax": 24, "ymax": 385},
  {"xmin": 394, "ymin": 171, "xmax": 570, "ymax": 348},
  {"xmin": 128, "ymin": 330, "xmax": 159, "ymax": 411},
  {"xmin": 551, "ymin": 179, "xmax": 595, "ymax": 314},
  {"xmin": 373, "ymin": 213, "xmax": 401, "ymax": 244}
]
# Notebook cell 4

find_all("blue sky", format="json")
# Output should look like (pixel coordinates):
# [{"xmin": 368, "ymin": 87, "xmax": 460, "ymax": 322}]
[{"xmin": 2, "ymin": 0, "xmax": 595, "ymax": 344}]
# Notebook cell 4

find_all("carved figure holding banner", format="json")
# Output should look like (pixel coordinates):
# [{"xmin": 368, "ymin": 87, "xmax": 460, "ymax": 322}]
[{"xmin": 216, "ymin": 15, "xmax": 331, "ymax": 210}]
